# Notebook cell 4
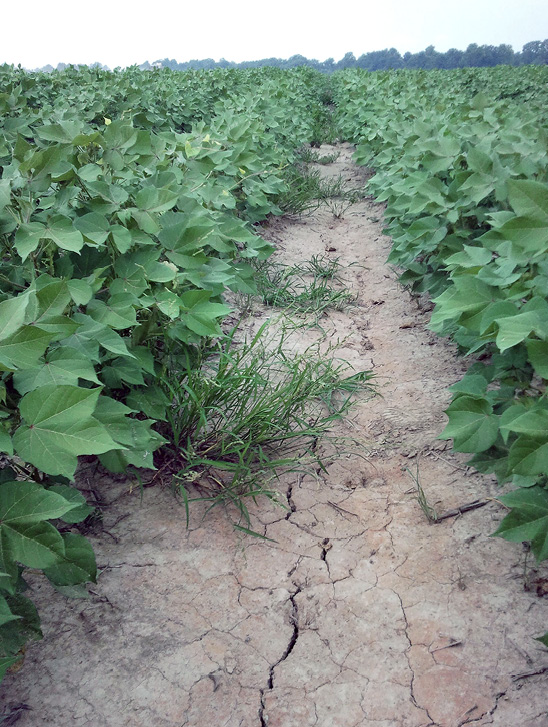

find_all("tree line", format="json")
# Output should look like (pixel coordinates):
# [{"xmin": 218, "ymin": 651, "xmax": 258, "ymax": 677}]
[{"xmin": 142, "ymin": 40, "xmax": 548, "ymax": 73}]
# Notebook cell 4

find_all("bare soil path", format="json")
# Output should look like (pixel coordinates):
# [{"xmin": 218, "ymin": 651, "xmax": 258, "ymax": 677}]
[{"xmin": 1, "ymin": 144, "xmax": 547, "ymax": 727}]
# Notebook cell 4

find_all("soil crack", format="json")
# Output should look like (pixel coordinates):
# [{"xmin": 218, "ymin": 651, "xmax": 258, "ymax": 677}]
[{"xmin": 259, "ymin": 585, "xmax": 302, "ymax": 725}]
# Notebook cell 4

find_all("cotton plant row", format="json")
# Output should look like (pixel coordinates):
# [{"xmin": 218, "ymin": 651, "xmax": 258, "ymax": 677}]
[
  {"xmin": 334, "ymin": 65, "xmax": 548, "ymax": 644},
  {"xmin": 0, "ymin": 65, "xmax": 330, "ymax": 678}
]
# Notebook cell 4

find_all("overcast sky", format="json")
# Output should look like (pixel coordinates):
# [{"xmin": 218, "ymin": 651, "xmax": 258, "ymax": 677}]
[{"xmin": 3, "ymin": 0, "xmax": 547, "ymax": 69}]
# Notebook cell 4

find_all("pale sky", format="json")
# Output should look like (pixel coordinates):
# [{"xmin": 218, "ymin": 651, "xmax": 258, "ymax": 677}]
[{"xmin": 3, "ymin": 0, "xmax": 547, "ymax": 69}]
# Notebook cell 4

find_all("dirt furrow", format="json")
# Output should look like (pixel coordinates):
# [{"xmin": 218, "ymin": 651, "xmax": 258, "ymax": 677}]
[{"xmin": 1, "ymin": 144, "xmax": 547, "ymax": 727}]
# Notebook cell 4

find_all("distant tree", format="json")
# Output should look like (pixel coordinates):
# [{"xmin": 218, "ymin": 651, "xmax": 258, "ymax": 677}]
[
  {"xmin": 285, "ymin": 54, "xmax": 309, "ymax": 68},
  {"xmin": 357, "ymin": 48, "xmax": 403, "ymax": 71},
  {"xmin": 337, "ymin": 52, "xmax": 357, "ymax": 70},
  {"xmin": 440, "ymin": 48, "xmax": 464, "ymax": 69},
  {"xmin": 520, "ymin": 39, "xmax": 548, "ymax": 64},
  {"xmin": 494, "ymin": 44, "xmax": 515, "ymax": 65},
  {"xmin": 320, "ymin": 58, "xmax": 335, "ymax": 73}
]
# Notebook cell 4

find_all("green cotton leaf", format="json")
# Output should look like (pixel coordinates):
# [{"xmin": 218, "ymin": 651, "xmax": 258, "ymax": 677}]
[
  {"xmin": 73, "ymin": 212, "xmax": 110, "ymax": 246},
  {"xmin": 500, "ymin": 408, "xmax": 548, "ymax": 439},
  {"xmin": 144, "ymin": 260, "xmax": 178, "ymax": 283},
  {"xmin": 131, "ymin": 346, "xmax": 155, "ymax": 375},
  {"xmin": 444, "ymin": 245, "xmax": 492, "ymax": 268},
  {"xmin": 92, "ymin": 396, "xmax": 135, "ymax": 445},
  {"xmin": 134, "ymin": 187, "xmax": 179, "ymax": 214},
  {"xmin": 110, "ymin": 225, "xmax": 133, "ymax": 253},
  {"xmin": 43, "ymin": 216, "xmax": 84, "ymax": 253},
  {"xmin": 508, "ymin": 437, "xmax": 548, "ymax": 477},
  {"xmin": 48, "ymin": 485, "xmax": 94, "ymax": 524},
  {"xmin": 30, "ymin": 316, "xmax": 79, "ymax": 339},
  {"xmin": 440, "ymin": 396, "xmax": 499, "ymax": 453},
  {"xmin": 182, "ymin": 312, "xmax": 222, "ymax": 337},
  {"xmin": 0, "ymin": 481, "xmax": 78, "ymax": 524},
  {"xmin": 0, "ymin": 179, "xmax": 11, "ymax": 212},
  {"xmin": 179, "ymin": 289, "xmax": 214, "ymax": 308},
  {"xmin": 0, "ymin": 593, "xmax": 42, "ymax": 656},
  {"xmin": 0, "ymin": 571, "xmax": 15, "ymax": 594},
  {"xmin": 84, "ymin": 179, "xmax": 129, "ymax": 208},
  {"xmin": 466, "ymin": 146, "xmax": 492, "ymax": 174},
  {"xmin": 2, "ymin": 521, "xmax": 65, "ymax": 569},
  {"xmin": 87, "ymin": 295, "xmax": 137, "ymax": 330},
  {"xmin": 0, "ymin": 595, "xmax": 21, "ymax": 627},
  {"xmin": 14, "ymin": 222, "xmax": 46, "ymax": 261},
  {"xmin": 493, "ymin": 487, "xmax": 548, "ymax": 562},
  {"xmin": 67, "ymin": 279, "xmax": 93, "ymax": 306},
  {"xmin": 13, "ymin": 385, "xmax": 122, "ymax": 479},
  {"xmin": 34, "ymin": 281, "xmax": 71, "ymax": 320},
  {"xmin": 477, "ymin": 258, "xmax": 522, "ymax": 288},
  {"xmin": 495, "ymin": 312, "xmax": 539, "ymax": 352},
  {"xmin": 448, "ymin": 375, "xmax": 489, "ymax": 398},
  {"xmin": 512, "ymin": 475, "xmax": 540, "ymax": 489},
  {"xmin": 497, "ymin": 217, "xmax": 548, "ymax": 253},
  {"xmin": 59, "ymin": 314, "xmax": 100, "ymax": 360},
  {"xmin": 126, "ymin": 385, "xmax": 169, "ymax": 421},
  {"xmin": 155, "ymin": 290, "xmax": 181, "ymax": 319},
  {"xmin": 430, "ymin": 277, "xmax": 499, "ymax": 330},
  {"xmin": 99, "ymin": 449, "xmax": 129, "ymax": 473},
  {"xmin": 13, "ymin": 348, "xmax": 100, "ymax": 395},
  {"xmin": 0, "ymin": 293, "xmax": 31, "ymax": 341},
  {"xmin": 52, "ymin": 583, "xmax": 90, "ymax": 599},
  {"xmin": 507, "ymin": 180, "xmax": 548, "ymax": 221},
  {"xmin": 0, "ymin": 326, "xmax": 53, "ymax": 370},
  {"xmin": 535, "ymin": 632, "xmax": 548, "ymax": 648},
  {"xmin": 158, "ymin": 216, "xmax": 214, "ymax": 252},
  {"xmin": 479, "ymin": 301, "xmax": 518, "ymax": 335},
  {"xmin": 36, "ymin": 121, "xmax": 85, "ymax": 143},
  {"xmin": 62, "ymin": 315, "xmax": 134, "ymax": 359},
  {"xmin": 0, "ymin": 532, "xmax": 17, "ymax": 591},
  {"xmin": 43, "ymin": 532, "xmax": 96, "ymax": 586},
  {"xmin": 94, "ymin": 400, "xmax": 164, "ymax": 470},
  {"xmin": 0, "ymin": 656, "xmax": 20, "ymax": 681},
  {"xmin": 0, "ymin": 615, "xmax": 38, "ymax": 664},
  {"xmin": 95, "ymin": 326, "xmax": 134, "ymax": 358},
  {"xmin": 109, "ymin": 270, "xmax": 148, "ymax": 298},
  {"xmin": 0, "ymin": 429, "xmax": 13, "ymax": 457},
  {"xmin": 526, "ymin": 339, "xmax": 548, "ymax": 379},
  {"xmin": 101, "ymin": 359, "xmax": 145, "ymax": 388}
]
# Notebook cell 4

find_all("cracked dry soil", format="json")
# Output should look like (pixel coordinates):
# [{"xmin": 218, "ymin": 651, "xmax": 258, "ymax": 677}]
[{"xmin": 1, "ymin": 144, "xmax": 548, "ymax": 727}]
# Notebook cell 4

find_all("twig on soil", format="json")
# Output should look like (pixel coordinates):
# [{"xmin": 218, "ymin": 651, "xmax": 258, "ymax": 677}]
[
  {"xmin": 431, "ymin": 640, "xmax": 463, "ymax": 653},
  {"xmin": 87, "ymin": 590, "xmax": 118, "ymax": 609},
  {"xmin": 459, "ymin": 705, "xmax": 479, "ymax": 722},
  {"xmin": 102, "ymin": 529, "xmax": 120, "ymax": 543},
  {"xmin": 101, "ymin": 513, "xmax": 131, "ymax": 543},
  {"xmin": 426, "ymin": 451, "xmax": 471, "ymax": 474},
  {"xmin": 435, "ymin": 500, "xmax": 489, "ymax": 522},
  {"xmin": 506, "ymin": 636, "xmax": 534, "ymax": 665},
  {"xmin": 110, "ymin": 512, "xmax": 131, "ymax": 529},
  {"xmin": 327, "ymin": 500, "xmax": 360, "ymax": 519},
  {"xmin": 511, "ymin": 665, "xmax": 548, "ymax": 681}
]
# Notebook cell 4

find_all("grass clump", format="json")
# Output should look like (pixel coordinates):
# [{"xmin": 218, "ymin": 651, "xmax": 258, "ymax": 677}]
[
  {"xmin": 297, "ymin": 147, "xmax": 340, "ymax": 165},
  {"xmin": 253, "ymin": 257, "xmax": 355, "ymax": 320},
  {"xmin": 279, "ymin": 165, "xmax": 366, "ymax": 219},
  {"xmin": 159, "ymin": 323, "xmax": 374, "ymax": 529},
  {"xmin": 277, "ymin": 165, "xmax": 323, "ymax": 216}
]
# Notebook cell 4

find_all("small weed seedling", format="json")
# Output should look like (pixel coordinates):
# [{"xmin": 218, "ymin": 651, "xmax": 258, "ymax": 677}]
[{"xmin": 405, "ymin": 463, "xmax": 439, "ymax": 523}]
